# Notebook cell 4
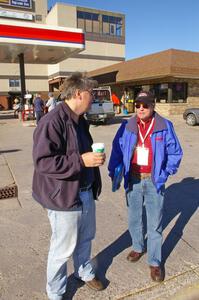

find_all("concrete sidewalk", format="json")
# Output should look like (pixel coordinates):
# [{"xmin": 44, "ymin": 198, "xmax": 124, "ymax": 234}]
[{"xmin": 0, "ymin": 112, "xmax": 199, "ymax": 300}]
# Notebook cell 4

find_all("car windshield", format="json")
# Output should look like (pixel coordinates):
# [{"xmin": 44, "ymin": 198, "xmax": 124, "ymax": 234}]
[{"xmin": 92, "ymin": 89, "xmax": 111, "ymax": 103}]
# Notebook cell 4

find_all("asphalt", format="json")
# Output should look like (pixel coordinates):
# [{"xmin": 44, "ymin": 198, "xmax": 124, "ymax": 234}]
[{"xmin": 0, "ymin": 110, "xmax": 199, "ymax": 300}]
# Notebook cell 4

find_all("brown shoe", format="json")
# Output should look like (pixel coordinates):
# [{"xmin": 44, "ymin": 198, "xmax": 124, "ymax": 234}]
[
  {"xmin": 85, "ymin": 277, "xmax": 105, "ymax": 291},
  {"xmin": 150, "ymin": 266, "xmax": 164, "ymax": 282},
  {"xmin": 127, "ymin": 250, "xmax": 144, "ymax": 262}
]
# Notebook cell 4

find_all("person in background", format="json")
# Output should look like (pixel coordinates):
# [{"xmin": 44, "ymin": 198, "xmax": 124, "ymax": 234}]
[
  {"xmin": 45, "ymin": 92, "xmax": 57, "ymax": 112},
  {"xmin": 13, "ymin": 97, "xmax": 20, "ymax": 118},
  {"xmin": 32, "ymin": 72, "xmax": 106, "ymax": 300},
  {"xmin": 33, "ymin": 93, "xmax": 44, "ymax": 124},
  {"xmin": 120, "ymin": 90, "xmax": 129, "ymax": 113},
  {"xmin": 108, "ymin": 91, "xmax": 183, "ymax": 282},
  {"xmin": 111, "ymin": 92, "xmax": 121, "ymax": 114}
]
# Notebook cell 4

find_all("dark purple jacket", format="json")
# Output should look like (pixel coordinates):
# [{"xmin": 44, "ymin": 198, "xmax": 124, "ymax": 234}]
[{"xmin": 32, "ymin": 102, "xmax": 101, "ymax": 211}]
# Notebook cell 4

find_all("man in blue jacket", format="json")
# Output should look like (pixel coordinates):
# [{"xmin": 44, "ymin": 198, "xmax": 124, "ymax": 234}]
[{"xmin": 108, "ymin": 91, "xmax": 183, "ymax": 282}]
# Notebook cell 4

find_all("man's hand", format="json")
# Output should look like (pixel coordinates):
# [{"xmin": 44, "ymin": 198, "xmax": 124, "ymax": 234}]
[{"xmin": 81, "ymin": 152, "xmax": 106, "ymax": 167}]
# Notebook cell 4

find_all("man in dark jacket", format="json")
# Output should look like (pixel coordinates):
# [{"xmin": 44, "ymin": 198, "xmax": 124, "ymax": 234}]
[
  {"xmin": 32, "ymin": 73, "xmax": 106, "ymax": 300},
  {"xmin": 33, "ymin": 93, "xmax": 44, "ymax": 124}
]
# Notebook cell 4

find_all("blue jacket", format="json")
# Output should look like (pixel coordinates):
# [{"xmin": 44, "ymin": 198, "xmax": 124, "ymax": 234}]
[{"xmin": 108, "ymin": 112, "xmax": 183, "ymax": 193}]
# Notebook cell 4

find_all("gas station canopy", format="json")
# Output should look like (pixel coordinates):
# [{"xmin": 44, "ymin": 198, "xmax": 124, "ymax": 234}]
[{"xmin": 0, "ymin": 19, "xmax": 85, "ymax": 64}]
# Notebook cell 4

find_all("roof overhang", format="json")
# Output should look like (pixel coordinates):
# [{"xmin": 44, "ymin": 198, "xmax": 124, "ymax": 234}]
[{"xmin": 0, "ymin": 19, "xmax": 85, "ymax": 64}]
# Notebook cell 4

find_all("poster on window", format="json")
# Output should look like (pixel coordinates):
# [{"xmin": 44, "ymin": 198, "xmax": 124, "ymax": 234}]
[{"xmin": 0, "ymin": 0, "xmax": 32, "ymax": 9}]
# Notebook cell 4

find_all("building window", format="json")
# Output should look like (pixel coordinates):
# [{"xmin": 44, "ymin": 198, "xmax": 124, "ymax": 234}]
[
  {"xmin": 153, "ymin": 83, "xmax": 187, "ymax": 103},
  {"xmin": 172, "ymin": 83, "xmax": 187, "ymax": 102},
  {"xmin": 77, "ymin": 18, "xmax": 84, "ymax": 29},
  {"xmin": 156, "ymin": 83, "xmax": 168, "ymax": 102},
  {"xmin": 93, "ymin": 20, "xmax": 100, "ymax": 33},
  {"xmin": 35, "ymin": 15, "xmax": 42, "ymax": 21},
  {"xmin": 102, "ymin": 15, "xmax": 122, "ymax": 36},
  {"xmin": 77, "ymin": 11, "xmax": 100, "ymax": 33},
  {"xmin": 9, "ymin": 79, "xmax": 20, "ymax": 88}
]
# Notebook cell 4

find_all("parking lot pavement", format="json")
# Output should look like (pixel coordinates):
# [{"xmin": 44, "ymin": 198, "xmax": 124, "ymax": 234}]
[{"xmin": 0, "ymin": 113, "xmax": 198, "ymax": 300}]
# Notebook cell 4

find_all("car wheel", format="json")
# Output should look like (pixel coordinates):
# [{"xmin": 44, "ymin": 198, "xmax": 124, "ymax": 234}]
[{"xmin": 186, "ymin": 113, "xmax": 197, "ymax": 126}]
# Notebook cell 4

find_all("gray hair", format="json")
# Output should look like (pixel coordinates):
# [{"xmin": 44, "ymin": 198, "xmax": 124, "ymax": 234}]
[
  {"xmin": 48, "ymin": 92, "xmax": 54, "ymax": 97},
  {"xmin": 61, "ymin": 72, "xmax": 98, "ymax": 100}
]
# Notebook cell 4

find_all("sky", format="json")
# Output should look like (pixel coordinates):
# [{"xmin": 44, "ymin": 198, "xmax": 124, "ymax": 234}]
[{"xmin": 48, "ymin": 0, "xmax": 199, "ymax": 60}]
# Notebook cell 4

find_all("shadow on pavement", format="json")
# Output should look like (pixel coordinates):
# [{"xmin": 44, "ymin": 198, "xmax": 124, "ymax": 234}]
[
  {"xmin": 92, "ymin": 230, "xmax": 131, "ymax": 285},
  {"xmin": 0, "ymin": 149, "xmax": 21, "ymax": 154},
  {"xmin": 63, "ymin": 275, "xmax": 84, "ymax": 300},
  {"xmin": 64, "ymin": 231, "xmax": 131, "ymax": 298},
  {"xmin": 0, "ymin": 112, "xmax": 15, "ymax": 120},
  {"xmin": 65, "ymin": 177, "xmax": 199, "ymax": 298},
  {"xmin": 162, "ymin": 177, "xmax": 199, "ymax": 264}
]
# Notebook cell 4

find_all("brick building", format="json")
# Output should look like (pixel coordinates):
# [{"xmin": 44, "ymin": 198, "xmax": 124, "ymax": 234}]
[{"xmin": 88, "ymin": 49, "xmax": 199, "ymax": 115}]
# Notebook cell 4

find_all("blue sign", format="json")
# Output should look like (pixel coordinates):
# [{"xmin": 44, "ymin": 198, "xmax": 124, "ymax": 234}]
[{"xmin": 10, "ymin": 0, "xmax": 32, "ymax": 9}]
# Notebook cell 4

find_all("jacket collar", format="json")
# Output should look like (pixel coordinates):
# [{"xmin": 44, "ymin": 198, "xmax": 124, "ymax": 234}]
[
  {"xmin": 60, "ymin": 101, "xmax": 79, "ymax": 124},
  {"xmin": 126, "ymin": 111, "xmax": 167, "ymax": 133}
]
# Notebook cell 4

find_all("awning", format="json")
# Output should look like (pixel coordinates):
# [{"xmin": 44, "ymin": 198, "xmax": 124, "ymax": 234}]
[{"xmin": 0, "ymin": 19, "xmax": 85, "ymax": 64}]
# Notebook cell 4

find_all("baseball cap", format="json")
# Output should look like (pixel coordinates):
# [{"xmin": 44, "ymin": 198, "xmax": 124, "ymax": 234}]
[{"xmin": 135, "ymin": 91, "xmax": 155, "ymax": 104}]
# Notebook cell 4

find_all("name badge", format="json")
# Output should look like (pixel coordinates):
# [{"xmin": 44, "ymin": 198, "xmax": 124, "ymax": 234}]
[{"xmin": 136, "ymin": 146, "xmax": 149, "ymax": 166}]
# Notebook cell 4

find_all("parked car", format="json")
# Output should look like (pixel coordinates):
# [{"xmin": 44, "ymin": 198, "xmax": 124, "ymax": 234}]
[{"xmin": 183, "ymin": 108, "xmax": 199, "ymax": 126}]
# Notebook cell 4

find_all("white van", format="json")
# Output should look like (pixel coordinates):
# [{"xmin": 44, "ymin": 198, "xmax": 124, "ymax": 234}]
[{"xmin": 86, "ymin": 86, "xmax": 115, "ymax": 123}]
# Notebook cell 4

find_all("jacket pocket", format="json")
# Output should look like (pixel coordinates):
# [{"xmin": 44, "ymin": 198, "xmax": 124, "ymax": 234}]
[{"xmin": 158, "ymin": 169, "xmax": 169, "ymax": 183}]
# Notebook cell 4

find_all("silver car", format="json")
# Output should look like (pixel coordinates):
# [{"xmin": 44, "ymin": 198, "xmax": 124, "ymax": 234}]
[{"xmin": 183, "ymin": 108, "xmax": 199, "ymax": 126}]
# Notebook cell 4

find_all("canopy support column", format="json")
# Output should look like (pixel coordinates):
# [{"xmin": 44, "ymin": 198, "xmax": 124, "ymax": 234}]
[{"xmin": 18, "ymin": 53, "xmax": 26, "ymax": 103}]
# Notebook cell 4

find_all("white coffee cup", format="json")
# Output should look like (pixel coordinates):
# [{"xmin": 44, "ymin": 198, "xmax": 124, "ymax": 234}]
[{"xmin": 91, "ymin": 143, "xmax": 105, "ymax": 153}]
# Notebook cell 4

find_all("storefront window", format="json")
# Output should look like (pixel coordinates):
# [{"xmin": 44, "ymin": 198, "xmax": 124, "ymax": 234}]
[
  {"xmin": 152, "ymin": 83, "xmax": 187, "ymax": 103},
  {"xmin": 172, "ymin": 83, "xmax": 187, "ymax": 102},
  {"xmin": 156, "ymin": 83, "xmax": 168, "ymax": 103}
]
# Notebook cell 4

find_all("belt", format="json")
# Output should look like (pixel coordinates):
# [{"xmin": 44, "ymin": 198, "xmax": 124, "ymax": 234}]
[
  {"xmin": 132, "ymin": 172, "xmax": 151, "ymax": 180},
  {"xmin": 79, "ymin": 184, "xmax": 92, "ymax": 192}
]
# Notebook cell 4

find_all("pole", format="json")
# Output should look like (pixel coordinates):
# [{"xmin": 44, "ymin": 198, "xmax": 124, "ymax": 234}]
[{"xmin": 18, "ymin": 53, "xmax": 26, "ymax": 104}]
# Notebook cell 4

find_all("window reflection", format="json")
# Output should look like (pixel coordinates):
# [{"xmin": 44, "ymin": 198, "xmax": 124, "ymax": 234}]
[
  {"xmin": 102, "ymin": 15, "xmax": 122, "ymax": 36},
  {"xmin": 77, "ymin": 11, "xmax": 100, "ymax": 33},
  {"xmin": 9, "ymin": 79, "xmax": 20, "ymax": 88},
  {"xmin": 77, "ymin": 10, "xmax": 123, "ymax": 36}
]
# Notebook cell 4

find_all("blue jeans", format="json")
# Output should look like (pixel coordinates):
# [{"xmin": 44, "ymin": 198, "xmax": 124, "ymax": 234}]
[
  {"xmin": 126, "ymin": 176, "xmax": 164, "ymax": 266},
  {"xmin": 46, "ymin": 189, "xmax": 96, "ymax": 300}
]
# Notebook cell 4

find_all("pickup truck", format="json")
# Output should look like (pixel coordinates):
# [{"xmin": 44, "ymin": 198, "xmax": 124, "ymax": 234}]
[{"xmin": 86, "ymin": 86, "xmax": 115, "ymax": 123}]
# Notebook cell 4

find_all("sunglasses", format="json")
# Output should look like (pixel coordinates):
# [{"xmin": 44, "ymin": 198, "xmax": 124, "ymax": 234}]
[{"xmin": 135, "ymin": 103, "xmax": 150, "ymax": 109}]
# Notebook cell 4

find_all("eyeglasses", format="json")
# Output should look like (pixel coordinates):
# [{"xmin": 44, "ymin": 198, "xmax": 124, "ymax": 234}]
[
  {"xmin": 135, "ymin": 103, "xmax": 150, "ymax": 109},
  {"xmin": 82, "ymin": 90, "xmax": 94, "ymax": 97}
]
